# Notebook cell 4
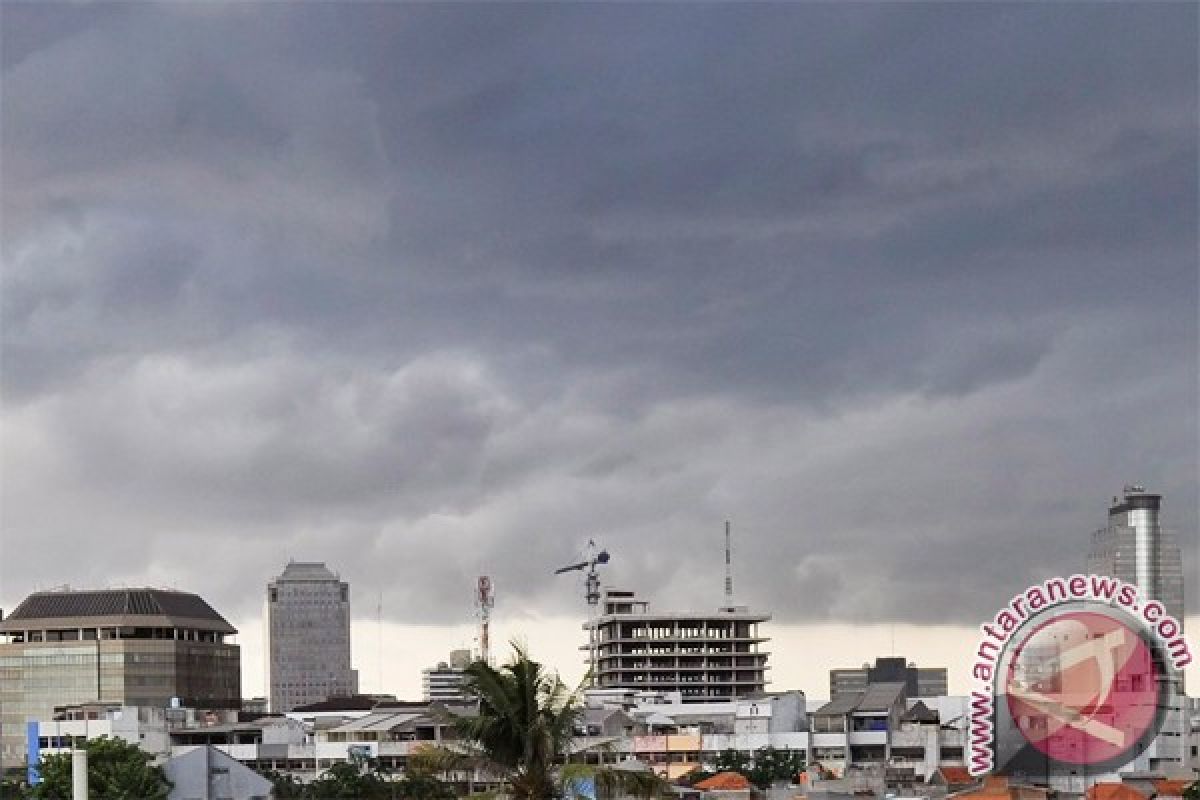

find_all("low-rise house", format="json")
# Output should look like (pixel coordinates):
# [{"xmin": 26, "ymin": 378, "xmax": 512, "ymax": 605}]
[{"xmin": 164, "ymin": 745, "xmax": 272, "ymax": 800}]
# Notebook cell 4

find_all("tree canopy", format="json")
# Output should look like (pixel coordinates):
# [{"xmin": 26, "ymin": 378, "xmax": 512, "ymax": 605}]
[
  {"xmin": 418, "ymin": 644, "xmax": 666, "ymax": 800},
  {"xmin": 31, "ymin": 736, "xmax": 171, "ymax": 800}
]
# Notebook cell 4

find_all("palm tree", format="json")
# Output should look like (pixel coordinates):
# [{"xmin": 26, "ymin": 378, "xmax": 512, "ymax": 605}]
[{"xmin": 417, "ymin": 644, "xmax": 664, "ymax": 800}]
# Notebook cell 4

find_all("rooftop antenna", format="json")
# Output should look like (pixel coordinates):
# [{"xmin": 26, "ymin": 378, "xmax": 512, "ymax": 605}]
[
  {"xmin": 554, "ymin": 540, "xmax": 610, "ymax": 686},
  {"xmin": 377, "ymin": 590, "xmax": 383, "ymax": 695},
  {"xmin": 724, "ymin": 520, "xmax": 734, "ymax": 606}
]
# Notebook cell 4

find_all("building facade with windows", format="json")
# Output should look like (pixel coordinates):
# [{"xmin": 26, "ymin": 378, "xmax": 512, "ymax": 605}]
[
  {"xmin": 1087, "ymin": 486, "xmax": 1184, "ymax": 625},
  {"xmin": 585, "ymin": 588, "xmax": 770, "ymax": 701},
  {"xmin": 830, "ymin": 657, "xmax": 948, "ymax": 699},
  {"xmin": 266, "ymin": 561, "xmax": 357, "ymax": 712},
  {"xmin": 421, "ymin": 649, "xmax": 472, "ymax": 704},
  {"xmin": 0, "ymin": 587, "xmax": 240, "ymax": 769},
  {"xmin": 1087, "ymin": 486, "xmax": 1188, "ymax": 780}
]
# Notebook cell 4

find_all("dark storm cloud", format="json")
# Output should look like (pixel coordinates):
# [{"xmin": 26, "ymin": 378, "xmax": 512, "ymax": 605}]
[{"xmin": 1, "ymin": 3, "xmax": 1195, "ymax": 629}]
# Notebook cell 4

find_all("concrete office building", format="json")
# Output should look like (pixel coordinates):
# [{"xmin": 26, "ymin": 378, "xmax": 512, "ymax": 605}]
[
  {"xmin": 585, "ymin": 588, "xmax": 770, "ymax": 702},
  {"xmin": 266, "ymin": 561, "xmax": 357, "ymax": 712},
  {"xmin": 421, "ymin": 649, "xmax": 472, "ymax": 703},
  {"xmin": 1087, "ymin": 485, "xmax": 1184, "ymax": 624},
  {"xmin": 0, "ymin": 587, "xmax": 240, "ymax": 769},
  {"xmin": 830, "ymin": 657, "xmax": 948, "ymax": 699}
]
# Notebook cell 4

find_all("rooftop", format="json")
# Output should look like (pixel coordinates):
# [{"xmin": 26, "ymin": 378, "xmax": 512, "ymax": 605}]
[
  {"xmin": 1085, "ymin": 785, "xmax": 1148, "ymax": 800},
  {"xmin": 1, "ymin": 588, "xmax": 235, "ymax": 634},
  {"xmin": 290, "ymin": 695, "xmax": 392, "ymax": 712},
  {"xmin": 593, "ymin": 588, "xmax": 770, "ymax": 623},
  {"xmin": 274, "ymin": 561, "xmax": 340, "ymax": 582},
  {"xmin": 813, "ymin": 682, "xmax": 906, "ymax": 716}
]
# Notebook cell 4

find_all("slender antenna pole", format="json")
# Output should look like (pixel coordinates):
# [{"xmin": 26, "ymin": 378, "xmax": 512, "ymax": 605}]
[
  {"xmin": 377, "ymin": 590, "xmax": 383, "ymax": 694},
  {"xmin": 724, "ymin": 520, "xmax": 734, "ymax": 605}
]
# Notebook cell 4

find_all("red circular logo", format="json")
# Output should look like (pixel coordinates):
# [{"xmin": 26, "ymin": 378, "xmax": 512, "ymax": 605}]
[{"xmin": 1005, "ymin": 611, "xmax": 1160, "ymax": 765}]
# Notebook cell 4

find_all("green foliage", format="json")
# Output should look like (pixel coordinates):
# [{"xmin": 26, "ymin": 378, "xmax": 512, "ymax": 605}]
[
  {"xmin": 394, "ymin": 772, "xmax": 458, "ymax": 800},
  {"xmin": 259, "ymin": 768, "xmax": 308, "ymax": 799},
  {"xmin": 309, "ymin": 756, "xmax": 389, "ymax": 798},
  {"xmin": 259, "ymin": 754, "xmax": 456, "ymax": 800},
  {"xmin": 31, "ymin": 736, "xmax": 171, "ymax": 800},
  {"xmin": 0, "ymin": 776, "xmax": 32, "ymax": 800},
  {"xmin": 438, "ymin": 643, "xmax": 666, "ymax": 800},
  {"xmin": 674, "ymin": 768, "xmax": 715, "ymax": 787},
  {"xmin": 1181, "ymin": 782, "xmax": 1199, "ymax": 800},
  {"xmin": 711, "ymin": 746, "xmax": 805, "ymax": 790},
  {"xmin": 454, "ymin": 644, "xmax": 581, "ymax": 800}
]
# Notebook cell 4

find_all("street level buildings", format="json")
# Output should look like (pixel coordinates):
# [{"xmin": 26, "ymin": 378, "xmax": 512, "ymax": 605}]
[
  {"xmin": 266, "ymin": 561, "xmax": 357, "ymax": 712},
  {"xmin": 0, "ymin": 587, "xmax": 240, "ymax": 769},
  {"xmin": 585, "ymin": 588, "xmax": 770, "ymax": 701}
]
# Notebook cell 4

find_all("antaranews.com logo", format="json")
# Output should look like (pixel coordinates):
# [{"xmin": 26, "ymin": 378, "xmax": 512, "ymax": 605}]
[{"xmin": 967, "ymin": 574, "xmax": 1192, "ymax": 777}]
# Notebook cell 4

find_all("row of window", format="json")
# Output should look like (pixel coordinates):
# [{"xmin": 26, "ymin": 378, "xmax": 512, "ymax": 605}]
[{"xmin": 7, "ymin": 628, "xmax": 227, "ymax": 643}]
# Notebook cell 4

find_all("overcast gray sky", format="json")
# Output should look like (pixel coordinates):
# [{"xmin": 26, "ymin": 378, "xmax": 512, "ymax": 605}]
[{"xmin": 2, "ymin": 3, "xmax": 1196, "ymax": 693}]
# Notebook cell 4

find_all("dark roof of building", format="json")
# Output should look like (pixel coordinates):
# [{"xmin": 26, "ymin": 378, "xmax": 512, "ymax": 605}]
[
  {"xmin": 814, "ymin": 692, "xmax": 863, "ymax": 716},
  {"xmin": 857, "ymin": 682, "xmax": 906, "ymax": 712},
  {"xmin": 1, "ymin": 589, "xmax": 235, "ymax": 633},
  {"xmin": 290, "ymin": 695, "xmax": 386, "ymax": 712},
  {"xmin": 901, "ymin": 700, "xmax": 939, "ymax": 723},
  {"xmin": 813, "ymin": 682, "xmax": 906, "ymax": 716}
]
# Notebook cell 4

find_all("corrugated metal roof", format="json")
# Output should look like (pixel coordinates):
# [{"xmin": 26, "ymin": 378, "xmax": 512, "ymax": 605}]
[
  {"xmin": 330, "ymin": 711, "xmax": 426, "ymax": 733},
  {"xmin": 856, "ymin": 682, "xmax": 905, "ymax": 712},
  {"xmin": 814, "ymin": 692, "xmax": 863, "ymax": 716},
  {"xmin": 1, "ymin": 589, "xmax": 235, "ymax": 633},
  {"xmin": 813, "ymin": 682, "xmax": 905, "ymax": 716}
]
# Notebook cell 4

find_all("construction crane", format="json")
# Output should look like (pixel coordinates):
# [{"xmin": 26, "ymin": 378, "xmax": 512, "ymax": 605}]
[{"xmin": 554, "ymin": 540, "xmax": 610, "ymax": 686}]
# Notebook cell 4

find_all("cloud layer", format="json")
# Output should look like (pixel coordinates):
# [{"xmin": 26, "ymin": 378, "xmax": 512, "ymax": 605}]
[{"xmin": 3, "ymin": 4, "xmax": 1196, "ymax": 656}]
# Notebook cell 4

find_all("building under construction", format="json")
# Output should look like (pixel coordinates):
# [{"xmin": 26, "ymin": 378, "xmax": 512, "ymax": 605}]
[{"xmin": 583, "ymin": 587, "xmax": 771, "ymax": 701}]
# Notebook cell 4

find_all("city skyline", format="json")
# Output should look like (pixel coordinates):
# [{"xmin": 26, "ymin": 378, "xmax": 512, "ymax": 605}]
[{"xmin": 2, "ymin": 4, "xmax": 1196, "ymax": 711}]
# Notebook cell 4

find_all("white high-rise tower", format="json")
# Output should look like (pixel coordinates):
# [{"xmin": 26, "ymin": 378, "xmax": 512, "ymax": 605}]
[
  {"xmin": 1087, "ymin": 485, "xmax": 1184, "ymax": 623},
  {"xmin": 1087, "ymin": 486, "xmax": 1187, "ymax": 777}
]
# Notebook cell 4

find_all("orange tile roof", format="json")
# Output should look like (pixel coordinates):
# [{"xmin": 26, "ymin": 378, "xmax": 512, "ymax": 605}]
[
  {"xmin": 1153, "ymin": 780, "xmax": 1193, "ymax": 798},
  {"xmin": 695, "ymin": 772, "xmax": 754, "ymax": 791},
  {"xmin": 1086, "ymin": 784, "xmax": 1148, "ymax": 800},
  {"xmin": 940, "ymin": 767, "xmax": 977, "ymax": 786}
]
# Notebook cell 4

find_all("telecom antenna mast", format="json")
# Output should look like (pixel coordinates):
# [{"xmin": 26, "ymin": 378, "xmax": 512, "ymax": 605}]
[
  {"xmin": 724, "ymin": 520, "xmax": 734, "ymax": 606},
  {"xmin": 554, "ymin": 540, "xmax": 610, "ymax": 685},
  {"xmin": 476, "ymin": 576, "xmax": 495, "ymax": 665}
]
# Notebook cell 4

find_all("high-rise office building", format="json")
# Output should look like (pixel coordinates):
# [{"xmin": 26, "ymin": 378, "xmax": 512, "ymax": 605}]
[
  {"xmin": 586, "ymin": 588, "xmax": 770, "ymax": 701},
  {"xmin": 266, "ymin": 561, "xmax": 357, "ymax": 712},
  {"xmin": 829, "ymin": 656, "xmax": 948, "ymax": 699},
  {"xmin": 0, "ymin": 587, "xmax": 241, "ymax": 769},
  {"xmin": 1087, "ymin": 485, "xmax": 1188, "ymax": 776},
  {"xmin": 1087, "ymin": 485, "xmax": 1184, "ymax": 623}
]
